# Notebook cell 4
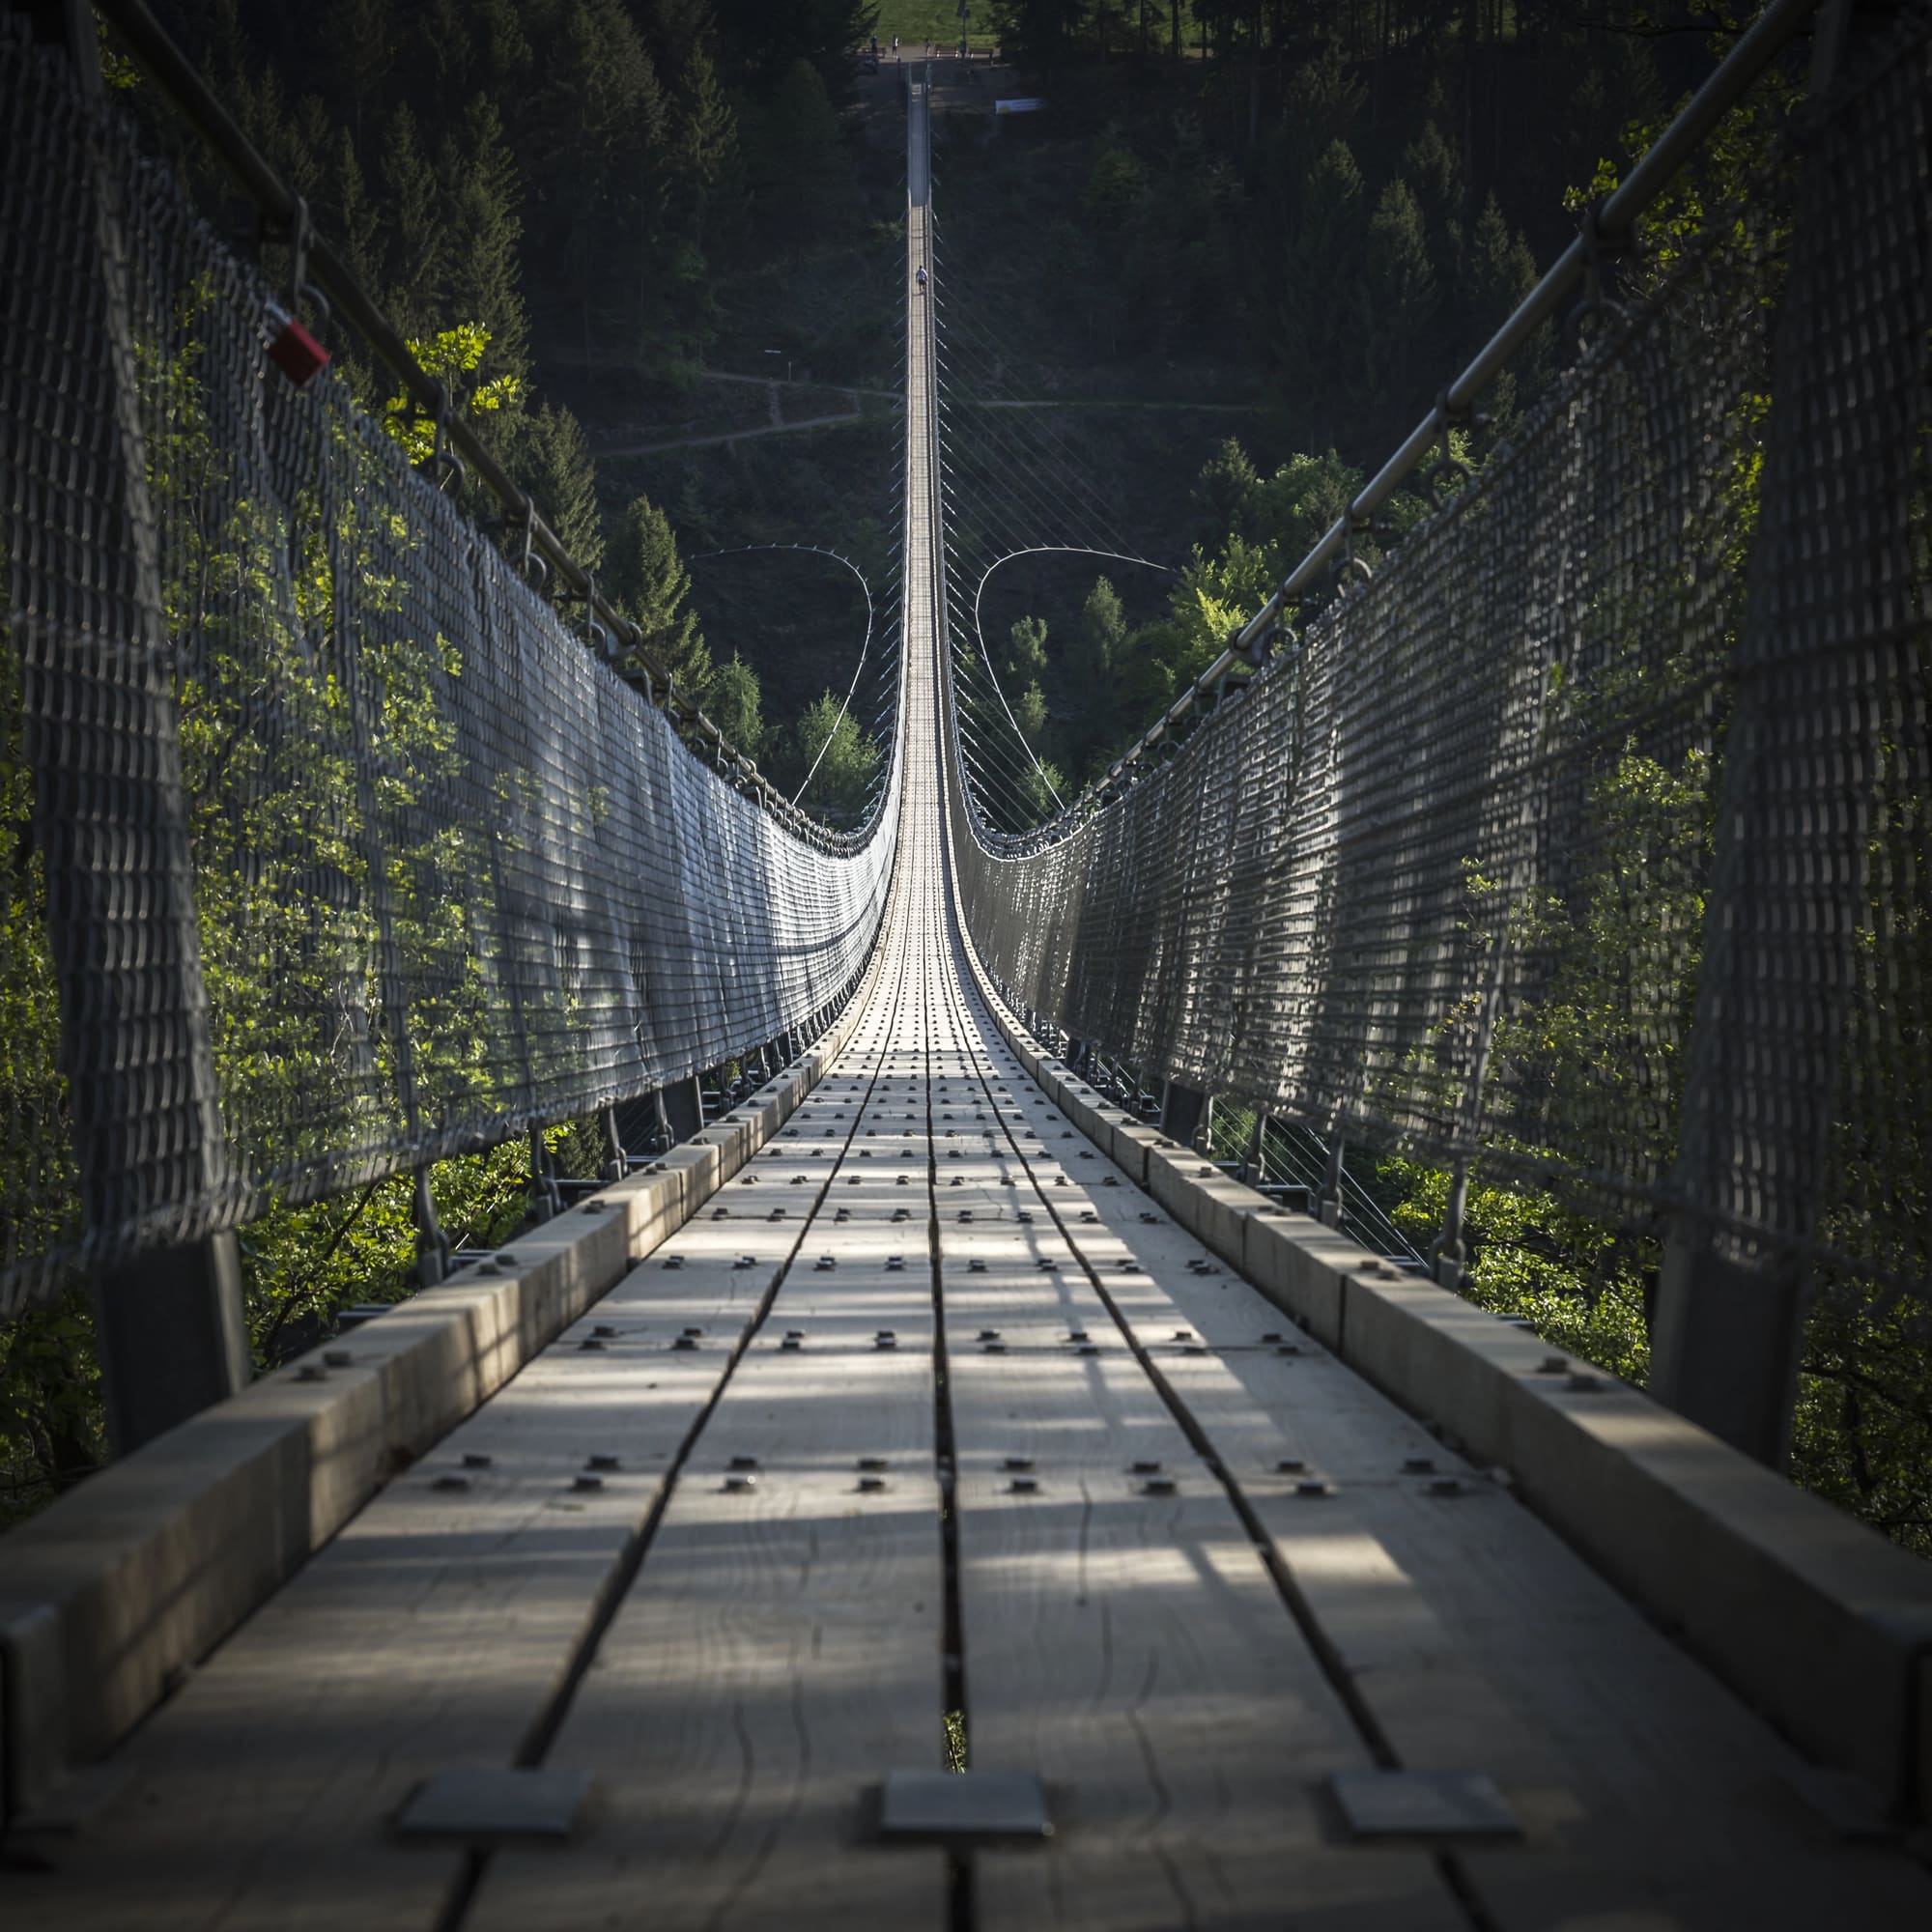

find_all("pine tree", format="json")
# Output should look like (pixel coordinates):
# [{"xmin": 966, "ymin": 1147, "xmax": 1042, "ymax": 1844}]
[
  {"xmin": 438, "ymin": 97, "xmax": 529, "ymax": 395},
  {"xmin": 1460, "ymin": 192, "xmax": 1544, "ymax": 416},
  {"xmin": 1005, "ymin": 614, "xmax": 1048, "ymax": 684},
  {"xmin": 470, "ymin": 0, "xmax": 535, "ymax": 110},
  {"xmin": 667, "ymin": 42, "xmax": 737, "ymax": 245},
  {"xmin": 1077, "ymin": 578, "xmax": 1126, "ymax": 682},
  {"xmin": 607, "ymin": 495, "xmax": 712, "ymax": 694},
  {"xmin": 747, "ymin": 60, "xmax": 844, "ymax": 253},
  {"xmin": 1359, "ymin": 178, "xmax": 1438, "ymax": 433},
  {"xmin": 706, "ymin": 653, "xmax": 764, "ymax": 760},
  {"xmin": 504, "ymin": 404, "xmax": 604, "ymax": 579},
  {"xmin": 525, "ymin": 0, "xmax": 668, "ymax": 374},
  {"xmin": 325, "ymin": 0, "xmax": 397, "ymax": 148},
  {"xmin": 1271, "ymin": 139, "xmax": 1366, "ymax": 447},
  {"xmin": 1189, "ymin": 440, "xmax": 1262, "ymax": 554},
  {"xmin": 327, "ymin": 127, "xmax": 380, "ymax": 309},
  {"xmin": 795, "ymin": 693, "xmax": 879, "ymax": 825},
  {"xmin": 412, "ymin": 0, "xmax": 478, "ymax": 123},
  {"xmin": 379, "ymin": 104, "xmax": 447, "ymax": 339}
]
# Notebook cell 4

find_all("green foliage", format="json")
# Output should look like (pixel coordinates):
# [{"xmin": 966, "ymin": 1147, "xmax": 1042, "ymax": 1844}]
[
  {"xmin": 795, "ymin": 691, "xmax": 880, "ymax": 824},
  {"xmin": 745, "ymin": 60, "xmax": 846, "ymax": 252},
  {"xmin": 0, "ymin": 1293, "xmax": 103, "ymax": 1529},
  {"xmin": 503, "ymin": 401, "xmax": 605, "ymax": 573},
  {"xmin": 1270, "ymin": 139, "xmax": 1365, "ymax": 446},
  {"xmin": 1084, "ymin": 143, "xmax": 1148, "ymax": 231},
  {"xmin": 984, "ymin": 0, "xmax": 1091, "ymax": 73},
  {"xmin": 383, "ymin": 323, "xmax": 525, "ymax": 465},
  {"xmin": 1377, "ymin": 1156, "xmax": 1653, "ymax": 1386},
  {"xmin": 1011, "ymin": 680, "xmax": 1048, "ymax": 746},
  {"xmin": 707, "ymin": 652, "xmax": 766, "ymax": 760},
  {"xmin": 1360, "ymin": 178, "xmax": 1437, "ymax": 421},
  {"xmin": 1075, "ymin": 575, "xmax": 1125, "ymax": 681},
  {"xmin": 1018, "ymin": 755, "xmax": 1066, "ymax": 819},
  {"xmin": 436, "ymin": 96, "xmax": 531, "ymax": 389},
  {"xmin": 1, "ymin": 620, "xmax": 75, "ymax": 1284},
  {"xmin": 1006, "ymin": 613, "xmax": 1049, "ymax": 683},
  {"xmin": 606, "ymin": 493, "xmax": 712, "ymax": 693},
  {"xmin": 1795, "ymin": 1293, "xmax": 1932, "ymax": 1561}
]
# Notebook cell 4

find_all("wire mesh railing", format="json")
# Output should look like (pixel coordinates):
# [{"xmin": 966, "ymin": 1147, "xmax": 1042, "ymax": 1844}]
[
  {"xmin": 945, "ymin": 0, "xmax": 1932, "ymax": 1461},
  {"xmin": 0, "ymin": 15, "xmax": 904, "ymax": 1315}
]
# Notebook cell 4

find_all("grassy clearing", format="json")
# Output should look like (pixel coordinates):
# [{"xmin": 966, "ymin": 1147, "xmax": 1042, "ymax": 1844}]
[{"xmin": 868, "ymin": 3, "xmax": 1000, "ymax": 58}]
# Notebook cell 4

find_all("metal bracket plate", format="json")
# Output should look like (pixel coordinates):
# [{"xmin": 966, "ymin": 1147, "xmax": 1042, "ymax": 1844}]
[
  {"xmin": 878, "ymin": 1769, "xmax": 1053, "ymax": 1840},
  {"xmin": 396, "ymin": 1768, "xmax": 590, "ymax": 1840},
  {"xmin": 1328, "ymin": 1770, "xmax": 1520, "ymax": 1840}
]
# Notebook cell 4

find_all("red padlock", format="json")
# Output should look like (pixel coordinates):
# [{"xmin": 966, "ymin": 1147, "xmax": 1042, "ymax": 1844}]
[{"xmin": 265, "ymin": 301, "xmax": 330, "ymax": 388}]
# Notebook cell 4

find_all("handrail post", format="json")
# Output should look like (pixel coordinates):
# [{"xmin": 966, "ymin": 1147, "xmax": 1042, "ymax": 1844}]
[
  {"xmin": 411, "ymin": 1168, "xmax": 451, "ymax": 1288},
  {"xmin": 1318, "ymin": 1138, "xmax": 1346, "ymax": 1230},
  {"xmin": 1431, "ymin": 1159, "xmax": 1469, "ymax": 1291},
  {"xmin": 599, "ymin": 1104, "xmax": 626, "ymax": 1184},
  {"xmin": 1649, "ymin": 0, "xmax": 1872, "ymax": 1468},
  {"xmin": 526, "ymin": 1125, "xmax": 559, "ymax": 1225},
  {"xmin": 37, "ymin": 0, "xmax": 246, "ymax": 1450}
]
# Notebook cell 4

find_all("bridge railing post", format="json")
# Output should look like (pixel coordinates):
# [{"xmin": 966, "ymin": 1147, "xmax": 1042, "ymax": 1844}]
[
  {"xmin": 1431, "ymin": 1158, "xmax": 1469, "ymax": 1291},
  {"xmin": 1158, "ymin": 1079, "xmax": 1210, "ymax": 1151},
  {"xmin": 526, "ymin": 1125, "xmax": 559, "ymax": 1225},
  {"xmin": 29, "ymin": 0, "xmax": 246, "ymax": 1451},
  {"xmin": 412, "ymin": 1167, "xmax": 452, "ymax": 1287},
  {"xmin": 1239, "ymin": 1110, "xmax": 1265, "ymax": 1186},
  {"xmin": 1317, "ymin": 1137, "xmax": 1346, "ymax": 1230},
  {"xmin": 598, "ymin": 1104, "xmax": 626, "ymax": 1183},
  {"xmin": 1649, "ymin": 4, "xmax": 1877, "ymax": 1466}
]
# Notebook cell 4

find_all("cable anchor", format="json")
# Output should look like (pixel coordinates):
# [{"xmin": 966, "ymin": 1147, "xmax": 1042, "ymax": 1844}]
[
  {"xmin": 425, "ymin": 381, "xmax": 467, "ymax": 496},
  {"xmin": 1333, "ymin": 511, "xmax": 1376, "ymax": 591},
  {"xmin": 579, "ymin": 572, "xmax": 611, "ymax": 658},
  {"xmin": 518, "ymin": 498, "xmax": 549, "ymax": 591},
  {"xmin": 1424, "ymin": 390, "xmax": 1478, "ymax": 509},
  {"xmin": 1570, "ymin": 200, "xmax": 1633, "ymax": 357}
]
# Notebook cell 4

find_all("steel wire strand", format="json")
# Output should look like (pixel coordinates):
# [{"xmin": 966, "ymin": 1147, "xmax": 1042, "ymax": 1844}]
[
  {"xmin": 932, "ymin": 361, "xmax": 1131, "ymax": 560},
  {"xmin": 929, "ymin": 306, "xmax": 1151, "ymax": 548},
  {"xmin": 929, "ymin": 313, "xmax": 1135, "ymax": 554},
  {"xmin": 686, "ymin": 545, "xmax": 889, "ymax": 808},
  {"xmin": 927, "ymin": 218, "xmax": 1149, "ymax": 547}
]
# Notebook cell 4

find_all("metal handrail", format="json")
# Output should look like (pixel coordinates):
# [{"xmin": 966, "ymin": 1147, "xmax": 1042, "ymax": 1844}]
[
  {"xmin": 1009, "ymin": 0, "xmax": 1823, "ymax": 850},
  {"xmin": 92, "ymin": 0, "xmax": 870, "ymax": 852}
]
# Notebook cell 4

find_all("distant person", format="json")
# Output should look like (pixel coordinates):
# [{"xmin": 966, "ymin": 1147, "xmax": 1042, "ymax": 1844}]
[
  {"xmin": 892, "ymin": 35, "xmax": 899, "ymax": 56},
  {"xmin": 869, "ymin": 35, "xmax": 878, "ymax": 55},
  {"xmin": 916, "ymin": 267, "xmax": 926, "ymax": 292}
]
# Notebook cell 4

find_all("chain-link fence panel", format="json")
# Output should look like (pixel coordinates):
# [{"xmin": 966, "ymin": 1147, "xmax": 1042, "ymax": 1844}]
[
  {"xmin": 0, "ymin": 24, "xmax": 900, "ymax": 1316},
  {"xmin": 952, "ymin": 9, "xmax": 1929, "ymax": 1321}
]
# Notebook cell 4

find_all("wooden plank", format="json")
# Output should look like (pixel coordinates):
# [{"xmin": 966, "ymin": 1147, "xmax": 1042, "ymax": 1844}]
[
  {"xmin": 466, "ymin": 1346, "xmax": 947, "ymax": 1931},
  {"xmin": 468, "ymin": 910, "xmax": 951, "ymax": 1925},
  {"xmin": 4, "ymin": 1253, "xmax": 778, "ymax": 1930},
  {"xmin": 930, "ymin": 1001, "xmax": 1463, "ymax": 1929}
]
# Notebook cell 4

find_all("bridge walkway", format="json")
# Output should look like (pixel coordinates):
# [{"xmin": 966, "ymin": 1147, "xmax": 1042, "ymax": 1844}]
[{"xmin": 8, "ymin": 68, "xmax": 1930, "ymax": 1932}]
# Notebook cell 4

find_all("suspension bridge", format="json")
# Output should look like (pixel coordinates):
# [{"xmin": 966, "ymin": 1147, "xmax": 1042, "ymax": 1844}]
[{"xmin": 3, "ymin": 2, "xmax": 1931, "ymax": 1927}]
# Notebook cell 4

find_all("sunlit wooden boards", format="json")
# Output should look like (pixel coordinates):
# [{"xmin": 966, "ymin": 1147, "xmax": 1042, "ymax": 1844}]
[
  {"xmin": 465, "ymin": 1311, "xmax": 950, "ymax": 1930},
  {"xmin": 924, "ymin": 923, "xmax": 1465, "ymax": 1930},
  {"xmin": 3, "ymin": 1237, "xmax": 776, "ymax": 1930},
  {"xmin": 942, "ymin": 955, "xmax": 1932, "ymax": 1931}
]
